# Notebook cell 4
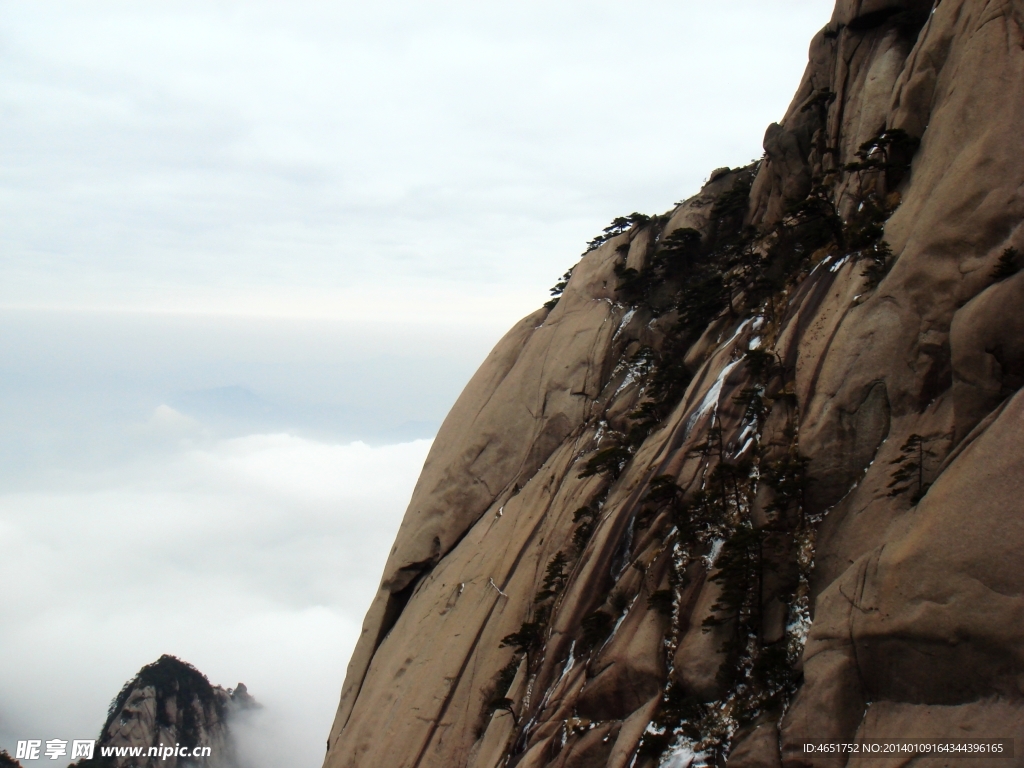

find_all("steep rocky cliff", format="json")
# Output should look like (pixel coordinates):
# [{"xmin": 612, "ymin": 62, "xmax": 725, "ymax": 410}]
[
  {"xmin": 325, "ymin": 1, "xmax": 1024, "ymax": 766},
  {"xmin": 71, "ymin": 655, "xmax": 256, "ymax": 768}
]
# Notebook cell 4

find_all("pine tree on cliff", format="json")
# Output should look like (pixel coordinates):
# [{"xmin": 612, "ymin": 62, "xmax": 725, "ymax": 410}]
[
  {"xmin": 843, "ymin": 128, "xmax": 920, "ymax": 186},
  {"xmin": 888, "ymin": 434, "xmax": 933, "ymax": 503},
  {"xmin": 544, "ymin": 266, "xmax": 575, "ymax": 309},
  {"xmin": 991, "ymin": 247, "xmax": 1020, "ymax": 281},
  {"xmin": 534, "ymin": 551, "xmax": 569, "ymax": 603},
  {"xmin": 583, "ymin": 212, "xmax": 650, "ymax": 253}
]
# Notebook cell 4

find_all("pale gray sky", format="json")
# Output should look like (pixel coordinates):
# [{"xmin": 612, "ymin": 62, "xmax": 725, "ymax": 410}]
[
  {"xmin": 2, "ymin": 0, "xmax": 832, "ymax": 322},
  {"xmin": 0, "ymin": 2, "xmax": 835, "ymax": 765}
]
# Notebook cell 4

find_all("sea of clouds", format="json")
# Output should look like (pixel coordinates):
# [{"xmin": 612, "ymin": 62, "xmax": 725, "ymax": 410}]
[
  {"xmin": 0, "ymin": 310, "xmax": 495, "ymax": 767},
  {"xmin": 1, "ymin": 432, "xmax": 431, "ymax": 767}
]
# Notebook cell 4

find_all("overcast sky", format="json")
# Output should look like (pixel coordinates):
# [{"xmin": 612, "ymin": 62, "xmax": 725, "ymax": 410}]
[{"xmin": 0, "ymin": 2, "xmax": 834, "ymax": 766}]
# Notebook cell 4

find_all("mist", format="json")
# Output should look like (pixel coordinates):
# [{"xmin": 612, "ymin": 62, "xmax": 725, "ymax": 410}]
[{"xmin": 0, "ymin": 309, "xmax": 492, "ymax": 767}]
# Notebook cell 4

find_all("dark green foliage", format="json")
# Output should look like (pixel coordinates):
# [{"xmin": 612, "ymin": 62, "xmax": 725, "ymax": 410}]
[
  {"xmin": 658, "ymin": 226, "xmax": 703, "ymax": 266},
  {"xmin": 744, "ymin": 348, "xmax": 785, "ymax": 382},
  {"xmin": 577, "ymin": 609, "xmax": 615, "ymax": 652},
  {"xmin": 640, "ymin": 640, "xmax": 800, "ymax": 759},
  {"xmin": 600, "ymin": 174, "xmax": 772, "ymax": 464},
  {"xmin": 571, "ymin": 518, "xmax": 595, "ymax": 551},
  {"xmin": 727, "ymin": 641, "xmax": 803, "ymax": 728},
  {"xmin": 844, "ymin": 129, "xmax": 920, "ymax": 187},
  {"xmin": 711, "ymin": 175, "xmax": 755, "ymax": 226},
  {"xmin": 991, "ymin": 247, "xmax": 1021, "ymax": 282},
  {"xmin": 500, "ymin": 604, "xmax": 551, "ymax": 658},
  {"xmin": 761, "ymin": 452, "xmax": 810, "ymax": 524},
  {"xmin": 647, "ymin": 589, "xmax": 674, "ymax": 616},
  {"xmin": 733, "ymin": 387, "xmax": 768, "ymax": 436},
  {"xmin": 609, "ymin": 180, "xmax": 752, "ymax": 324},
  {"xmin": 483, "ymin": 657, "xmax": 522, "ymax": 725},
  {"xmin": 861, "ymin": 239, "xmax": 894, "ymax": 288},
  {"xmin": 614, "ymin": 226, "xmax": 704, "ymax": 308},
  {"xmin": 534, "ymin": 551, "xmax": 570, "ymax": 603},
  {"xmin": 707, "ymin": 173, "xmax": 758, "ymax": 284},
  {"xmin": 609, "ymin": 589, "xmax": 631, "ymax": 616},
  {"xmin": 742, "ymin": 186, "xmax": 841, "ymax": 312},
  {"xmin": 669, "ymin": 491, "xmax": 723, "ymax": 550},
  {"xmin": 573, "ymin": 504, "xmax": 598, "ymax": 524},
  {"xmin": 613, "ymin": 347, "xmax": 662, "ymax": 442},
  {"xmin": 749, "ymin": 642, "xmax": 800, "ymax": 706},
  {"xmin": 493, "ymin": 658, "xmax": 520, "ymax": 696},
  {"xmin": 845, "ymin": 196, "xmax": 888, "ymax": 250},
  {"xmin": 783, "ymin": 186, "xmax": 843, "ymax": 250},
  {"xmin": 703, "ymin": 527, "xmax": 762, "ymax": 632},
  {"xmin": 680, "ymin": 489, "xmax": 717, "ymax": 538},
  {"xmin": 844, "ymin": 195, "xmax": 898, "ymax": 288},
  {"xmin": 508, "ymin": 155, "xmax": 883, "ymax": 759},
  {"xmin": 642, "ymin": 475, "xmax": 720, "ymax": 549},
  {"xmin": 0, "ymin": 751, "xmax": 22, "ymax": 768},
  {"xmin": 888, "ymin": 433, "xmax": 933, "ymax": 503},
  {"xmin": 644, "ymin": 474, "xmax": 685, "ymax": 507},
  {"xmin": 752, "ymin": 187, "xmax": 842, "ymax": 304},
  {"xmin": 544, "ymin": 266, "xmax": 575, "ymax": 309},
  {"xmin": 578, "ymin": 442, "xmax": 632, "ymax": 480},
  {"xmin": 688, "ymin": 423, "xmax": 755, "ymax": 526},
  {"xmin": 658, "ymin": 222, "xmax": 734, "ymax": 325},
  {"xmin": 487, "ymin": 697, "xmax": 517, "ymax": 723},
  {"xmin": 501, "ymin": 551, "xmax": 573, "ymax": 673},
  {"xmin": 835, "ymin": 138, "xmax": 917, "ymax": 290},
  {"xmin": 613, "ymin": 262, "xmax": 647, "ymax": 306},
  {"xmin": 556, "ymin": 128, "xmax": 926, "ymax": 766},
  {"xmin": 628, "ymin": 348, "xmax": 694, "ymax": 434},
  {"xmin": 583, "ymin": 212, "xmax": 651, "ymax": 254},
  {"xmin": 626, "ymin": 344, "xmax": 657, "ymax": 378},
  {"xmin": 675, "ymin": 268, "xmax": 729, "ymax": 329},
  {"xmin": 637, "ymin": 685, "xmax": 714, "ymax": 758},
  {"xmin": 656, "ymin": 415, "xmax": 807, "ymax": 750},
  {"xmin": 572, "ymin": 504, "xmax": 598, "ymax": 552}
]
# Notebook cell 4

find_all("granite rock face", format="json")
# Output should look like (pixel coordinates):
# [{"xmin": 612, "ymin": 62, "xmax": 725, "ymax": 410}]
[
  {"xmin": 71, "ymin": 655, "xmax": 256, "ymax": 768},
  {"xmin": 325, "ymin": 2, "xmax": 1024, "ymax": 767}
]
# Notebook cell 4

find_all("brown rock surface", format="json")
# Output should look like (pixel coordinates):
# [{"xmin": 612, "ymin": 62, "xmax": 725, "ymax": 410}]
[
  {"xmin": 324, "ymin": 2, "xmax": 1024, "ymax": 767},
  {"xmin": 72, "ymin": 655, "xmax": 256, "ymax": 768}
]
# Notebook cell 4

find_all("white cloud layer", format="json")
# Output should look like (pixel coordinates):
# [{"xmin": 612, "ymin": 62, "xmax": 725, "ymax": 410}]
[
  {"xmin": 0, "ymin": 428, "xmax": 431, "ymax": 767},
  {"xmin": 0, "ymin": 0, "xmax": 835, "ymax": 324}
]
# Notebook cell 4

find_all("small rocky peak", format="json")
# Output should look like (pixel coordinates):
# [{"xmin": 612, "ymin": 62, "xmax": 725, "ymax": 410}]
[{"xmin": 69, "ymin": 655, "xmax": 257, "ymax": 768}]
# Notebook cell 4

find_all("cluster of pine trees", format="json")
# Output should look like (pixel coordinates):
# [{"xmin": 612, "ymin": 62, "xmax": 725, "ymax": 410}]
[{"xmin": 489, "ymin": 123, "xmax": 923, "ymax": 761}]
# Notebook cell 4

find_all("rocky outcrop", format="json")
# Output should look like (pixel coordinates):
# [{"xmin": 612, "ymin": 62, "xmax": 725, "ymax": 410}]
[
  {"xmin": 325, "ymin": 2, "xmax": 1024, "ymax": 767},
  {"xmin": 71, "ymin": 655, "xmax": 257, "ymax": 768}
]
